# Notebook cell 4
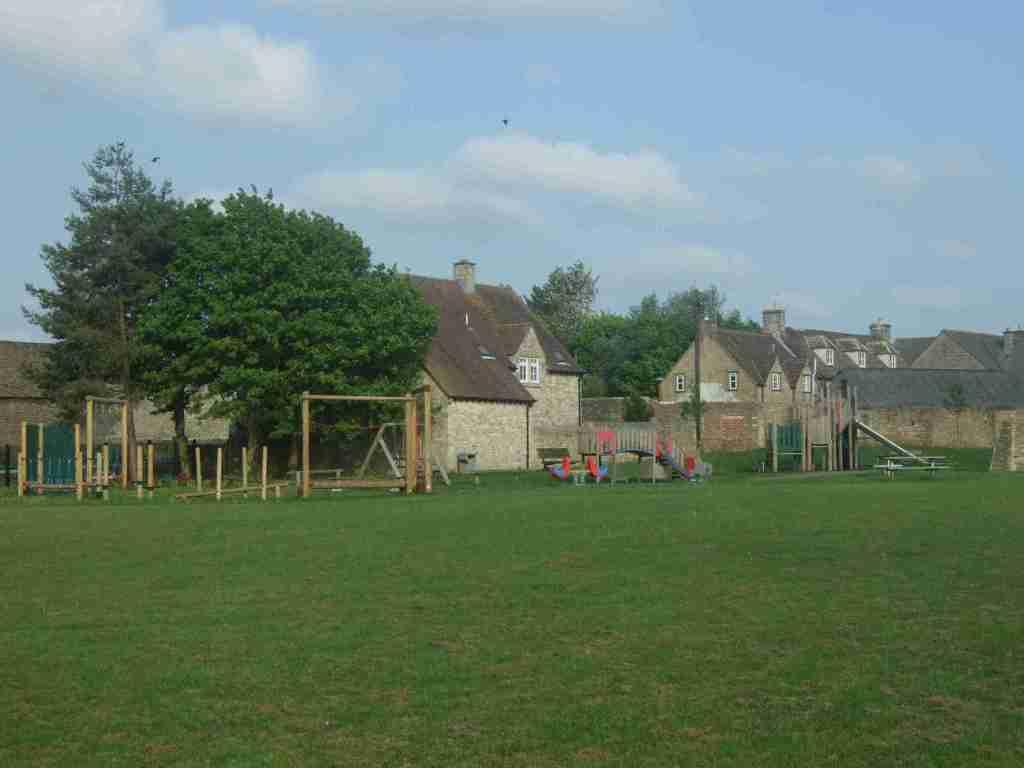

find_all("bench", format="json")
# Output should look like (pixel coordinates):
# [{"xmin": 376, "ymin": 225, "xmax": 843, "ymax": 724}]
[
  {"xmin": 874, "ymin": 460, "xmax": 951, "ymax": 479},
  {"xmin": 537, "ymin": 448, "xmax": 570, "ymax": 468}
]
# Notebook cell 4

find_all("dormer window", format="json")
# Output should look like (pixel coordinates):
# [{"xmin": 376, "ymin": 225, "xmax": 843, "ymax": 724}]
[
  {"xmin": 728, "ymin": 371, "xmax": 738, "ymax": 391},
  {"xmin": 770, "ymin": 372, "xmax": 782, "ymax": 391},
  {"xmin": 823, "ymin": 349, "xmax": 834, "ymax": 366},
  {"xmin": 674, "ymin": 374, "xmax": 687, "ymax": 393},
  {"xmin": 880, "ymin": 353, "xmax": 897, "ymax": 368},
  {"xmin": 857, "ymin": 351, "xmax": 866, "ymax": 368},
  {"xmin": 517, "ymin": 357, "xmax": 541, "ymax": 385},
  {"xmin": 802, "ymin": 374, "xmax": 812, "ymax": 393}
]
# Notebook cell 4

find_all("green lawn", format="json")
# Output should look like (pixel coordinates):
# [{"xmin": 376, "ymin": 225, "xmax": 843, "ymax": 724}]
[{"xmin": 3, "ymin": 468, "xmax": 1024, "ymax": 766}]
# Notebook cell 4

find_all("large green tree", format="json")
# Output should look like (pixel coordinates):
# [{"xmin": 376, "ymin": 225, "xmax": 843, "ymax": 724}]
[
  {"xmin": 527, "ymin": 260, "xmax": 598, "ymax": 345},
  {"xmin": 138, "ymin": 190, "xmax": 437, "ymax": 466},
  {"xmin": 25, "ymin": 142, "xmax": 179, "ymax": 477}
]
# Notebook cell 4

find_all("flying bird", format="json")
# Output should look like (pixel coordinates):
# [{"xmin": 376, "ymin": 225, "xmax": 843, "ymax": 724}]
[
  {"xmin": 501, "ymin": 118, "xmax": 509, "ymax": 127},
  {"xmin": 152, "ymin": 156, "xmax": 160, "ymax": 163}
]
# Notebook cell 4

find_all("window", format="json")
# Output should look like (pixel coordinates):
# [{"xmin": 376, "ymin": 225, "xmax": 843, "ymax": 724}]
[
  {"xmin": 517, "ymin": 357, "xmax": 541, "ymax": 384},
  {"xmin": 824, "ymin": 349, "xmax": 835, "ymax": 366},
  {"xmin": 802, "ymin": 374, "xmax": 812, "ymax": 393},
  {"xmin": 881, "ymin": 353, "xmax": 897, "ymax": 368},
  {"xmin": 674, "ymin": 374, "xmax": 687, "ymax": 393},
  {"xmin": 727, "ymin": 371, "xmax": 738, "ymax": 391},
  {"xmin": 770, "ymin": 372, "xmax": 781, "ymax": 391},
  {"xmin": 857, "ymin": 351, "xmax": 866, "ymax": 368}
]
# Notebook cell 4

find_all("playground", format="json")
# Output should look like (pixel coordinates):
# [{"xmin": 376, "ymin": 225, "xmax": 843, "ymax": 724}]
[{"xmin": 3, "ymin": 463, "xmax": 1024, "ymax": 767}]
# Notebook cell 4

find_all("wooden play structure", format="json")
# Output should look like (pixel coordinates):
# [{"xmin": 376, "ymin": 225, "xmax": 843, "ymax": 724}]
[
  {"xmin": 174, "ymin": 445, "xmax": 287, "ymax": 502},
  {"xmin": 85, "ymin": 396, "xmax": 129, "ymax": 490},
  {"xmin": 574, "ymin": 427, "xmax": 710, "ymax": 484},
  {"xmin": 299, "ymin": 385, "xmax": 437, "ymax": 497}
]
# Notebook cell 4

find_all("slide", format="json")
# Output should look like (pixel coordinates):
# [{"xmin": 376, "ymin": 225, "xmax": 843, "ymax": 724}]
[{"xmin": 854, "ymin": 420, "xmax": 929, "ymax": 465}]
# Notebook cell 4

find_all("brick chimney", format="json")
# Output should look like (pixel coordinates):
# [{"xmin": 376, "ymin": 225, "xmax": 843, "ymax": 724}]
[
  {"xmin": 453, "ymin": 259, "xmax": 476, "ymax": 293},
  {"xmin": 762, "ymin": 304, "xmax": 785, "ymax": 336},
  {"xmin": 870, "ymin": 318, "xmax": 892, "ymax": 342}
]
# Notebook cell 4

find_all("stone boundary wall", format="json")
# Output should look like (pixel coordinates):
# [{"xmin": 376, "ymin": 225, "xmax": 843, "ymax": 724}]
[
  {"xmin": 991, "ymin": 410, "xmax": 1023, "ymax": 471},
  {"xmin": 0, "ymin": 398, "xmax": 60, "ymax": 451},
  {"xmin": 857, "ymin": 406, "xmax": 996, "ymax": 449}
]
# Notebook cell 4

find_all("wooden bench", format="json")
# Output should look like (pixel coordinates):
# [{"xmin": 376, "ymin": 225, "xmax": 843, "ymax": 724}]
[
  {"xmin": 537, "ymin": 448, "xmax": 570, "ymax": 468},
  {"xmin": 174, "ymin": 483, "xmax": 289, "ymax": 501}
]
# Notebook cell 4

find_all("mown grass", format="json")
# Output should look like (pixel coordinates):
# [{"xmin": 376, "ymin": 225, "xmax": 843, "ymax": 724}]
[{"xmin": 3, "ymin": 468, "xmax": 1024, "ymax": 766}]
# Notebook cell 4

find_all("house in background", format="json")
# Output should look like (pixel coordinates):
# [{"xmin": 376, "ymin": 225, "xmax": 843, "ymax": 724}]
[
  {"xmin": 0, "ymin": 341, "xmax": 59, "ymax": 450},
  {"xmin": 912, "ymin": 329, "xmax": 1024, "ymax": 373},
  {"xmin": 412, "ymin": 260, "xmax": 583, "ymax": 472}
]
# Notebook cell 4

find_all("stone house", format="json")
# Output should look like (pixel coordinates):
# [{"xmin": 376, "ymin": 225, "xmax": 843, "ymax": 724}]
[
  {"xmin": 912, "ymin": 329, "xmax": 1024, "ymax": 373},
  {"xmin": 0, "ymin": 341, "xmax": 59, "ymax": 451},
  {"xmin": 411, "ymin": 261, "xmax": 582, "ymax": 472}
]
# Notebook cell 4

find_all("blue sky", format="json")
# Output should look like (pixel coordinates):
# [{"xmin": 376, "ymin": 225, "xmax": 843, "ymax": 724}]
[{"xmin": 2, "ymin": 0, "xmax": 1021, "ymax": 342}]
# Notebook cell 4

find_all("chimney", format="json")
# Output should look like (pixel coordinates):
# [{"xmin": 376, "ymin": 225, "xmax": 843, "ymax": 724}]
[
  {"xmin": 453, "ymin": 259, "xmax": 476, "ymax": 293},
  {"xmin": 698, "ymin": 313, "xmax": 718, "ymax": 336},
  {"xmin": 762, "ymin": 304, "xmax": 785, "ymax": 336},
  {"xmin": 1005, "ymin": 328, "xmax": 1024, "ymax": 367},
  {"xmin": 870, "ymin": 318, "xmax": 892, "ymax": 342}
]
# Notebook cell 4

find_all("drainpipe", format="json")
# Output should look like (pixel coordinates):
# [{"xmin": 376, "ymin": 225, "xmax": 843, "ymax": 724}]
[{"xmin": 526, "ymin": 402, "xmax": 531, "ymax": 470}]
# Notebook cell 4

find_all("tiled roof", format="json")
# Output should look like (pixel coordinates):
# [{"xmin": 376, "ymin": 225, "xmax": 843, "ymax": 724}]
[
  {"xmin": 894, "ymin": 336, "xmax": 935, "ymax": 366},
  {"xmin": 713, "ymin": 328, "xmax": 793, "ymax": 384},
  {"xmin": 836, "ymin": 368, "xmax": 1024, "ymax": 409},
  {"xmin": 410, "ymin": 277, "xmax": 535, "ymax": 403},
  {"xmin": 0, "ymin": 341, "xmax": 48, "ymax": 398}
]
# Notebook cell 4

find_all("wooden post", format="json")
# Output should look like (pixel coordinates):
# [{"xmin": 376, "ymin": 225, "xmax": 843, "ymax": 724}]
[
  {"xmin": 404, "ymin": 397, "xmax": 417, "ymax": 495},
  {"xmin": 136, "ymin": 443, "xmax": 144, "ymax": 499},
  {"xmin": 216, "ymin": 446, "xmax": 223, "ymax": 501},
  {"xmin": 96, "ymin": 451, "xmax": 102, "ymax": 489},
  {"xmin": 302, "ymin": 393, "xmax": 311, "ymax": 499},
  {"xmin": 17, "ymin": 450, "xmax": 24, "ymax": 497},
  {"xmin": 147, "ymin": 442, "xmax": 155, "ymax": 497},
  {"xmin": 261, "ymin": 446, "xmax": 268, "ymax": 501},
  {"xmin": 422, "ymin": 385, "xmax": 432, "ymax": 494},
  {"xmin": 102, "ymin": 444, "xmax": 110, "ymax": 487},
  {"xmin": 242, "ymin": 446, "xmax": 249, "ymax": 496},
  {"xmin": 75, "ymin": 423, "xmax": 83, "ymax": 501},
  {"xmin": 20, "ymin": 422, "xmax": 28, "ymax": 489},
  {"xmin": 851, "ymin": 387, "xmax": 859, "ymax": 471},
  {"xmin": 195, "ymin": 445, "xmax": 203, "ymax": 492},
  {"xmin": 120, "ymin": 401, "xmax": 129, "ymax": 490},
  {"xmin": 37, "ymin": 423, "xmax": 45, "ymax": 487},
  {"xmin": 86, "ymin": 397, "xmax": 94, "ymax": 485},
  {"xmin": 771, "ymin": 424, "xmax": 778, "ymax": 473}
]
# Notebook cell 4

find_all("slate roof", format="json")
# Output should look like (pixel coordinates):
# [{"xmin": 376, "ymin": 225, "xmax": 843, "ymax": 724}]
[
  {"xmin": 894, "ymin": 336, "xmax": 935, "ymax": 367},
  {"xmin": 835, "ymin": 368, "xmax": 1024, "ymax": 409},
  {"xmin": 941, "ymin": 330, "xmax": 1006, "ymax": 370},
  {"xmin": 713, "ymin": 328, "xmax": 797, "ymax": 383},
  {"xmin": 0, "ymin": 341, "xmax": 48, "ymax": 398}
]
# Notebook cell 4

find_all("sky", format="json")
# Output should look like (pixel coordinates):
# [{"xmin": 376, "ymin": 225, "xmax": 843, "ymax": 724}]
[{"xmin": 2, "ymin": 0, "xmax": 1022, "ymax": 342}]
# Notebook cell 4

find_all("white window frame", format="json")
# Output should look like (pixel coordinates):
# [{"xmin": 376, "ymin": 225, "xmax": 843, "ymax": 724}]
[
  {"xmin": 770, "ymin": 372, "xmax": 782, "ymax": 391},
  {"xmin": 516, "ymin": 359, "xmax": 528, "ymax": 383},
  {"xmin": 528, "ymin": 358, "xmax": 541, "ymax": 385},
  {"xmin": 674, "ymin": 374, "xmax": 687, "ymax": 393},
  {"xmin": 727, "ymin": 370, "xmax": 738, "ymax": 391},
  {"xmin": 802, "ymin": 374, "xmax": 812, "ymax": 393},
  {"xmin": 823, "ymin": 349, "xmax": 834, "ymax": 366},
  {"xmin": 857, "ymin": 351, "xmax": 866, "ymax": 368}
]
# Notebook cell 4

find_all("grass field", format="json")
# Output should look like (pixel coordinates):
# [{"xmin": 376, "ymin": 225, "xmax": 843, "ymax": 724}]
[{"xmin": 3, "ymin": 464, "xmax": 1024, "ymax": 766}]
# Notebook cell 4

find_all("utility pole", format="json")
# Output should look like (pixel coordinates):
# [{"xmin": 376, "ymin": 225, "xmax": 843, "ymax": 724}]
[{"xmin": 694, "ymin": 301, "xmax": 703, "ymax": 454}]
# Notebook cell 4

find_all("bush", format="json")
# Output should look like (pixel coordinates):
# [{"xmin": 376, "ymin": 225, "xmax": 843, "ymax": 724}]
[{"xmin": 623, "ymin": 393, "xmax": 652, "ymax": 422}]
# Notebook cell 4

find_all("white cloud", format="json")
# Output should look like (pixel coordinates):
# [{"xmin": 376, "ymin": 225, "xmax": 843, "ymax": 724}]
[
  {"xmin": 932, "ymin": 239, "xmax": 978, "ymax": 263},
  {"xmin": 271, "ymin": 0, "xmax": 658, "ymax": 21},
  {"xmin": 155, "ymin": 25, "xmax": 320, "ymax": 123},
  {"xmin": 456, "ymin": 133, "xmax": 696, "ymax": 209},
  {"xmin": 294, "ymin": 169, "xmax": 538, "ymax": 224},
  {"xmin": 890, "ymin": 285, "xmax": 963, "ymax": 309},
  {"xmin": 0, "ymin": 1, "xmax": 324, "ymax": 123},
  {"xmin": 774, "ymin": 292, "xmax": 830, "ymax": 320}
]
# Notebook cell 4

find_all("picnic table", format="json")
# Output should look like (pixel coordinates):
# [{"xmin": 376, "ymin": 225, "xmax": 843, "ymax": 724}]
[{"xmin": 873, "ymin": 455, "xmax": 951, "ymax": 479}]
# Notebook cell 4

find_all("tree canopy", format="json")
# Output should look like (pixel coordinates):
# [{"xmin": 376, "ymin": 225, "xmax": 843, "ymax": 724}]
[{"xmin": 527, "ymin": 260, "xmax": 598, "ymax": 345}]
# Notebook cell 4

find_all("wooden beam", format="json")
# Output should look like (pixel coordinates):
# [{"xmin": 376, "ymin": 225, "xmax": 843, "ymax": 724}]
[
  {"xmin": 75, "ymin": 423, "xmax": 83, "ymax": 501},
  {"xmin": 216, "ymin": 446, "xmax": 223, "ymax": 501},
  {"xmin": 86, "ymin": 398, "xmax": 94, "ymax": 484},
  {"xmin": 136, "ymin": 443, "xmax": 144, "ymax": 499},
  {"xmin": 242, "ymin": 446, "xmax": 249, "ymax": 497},
  {"xmin": 121, "ymin": 401, "xmax": 129, "ymax": 490},
  {"xmin": 102, "ymin": 444, "xmax": 110, "ymax": 487},
  {"xmin": 261, "ymin": 446, "xmax": 268, "ymax": 502},
  {"xmin": 17, "ymin": 450, "xmax": 24, "ymax": 498},
  {"xmin": 302, "ymin": 392, "xmax": 311, "ymax": 499},
  {"xmin": 195, "ymin": 445, "xmax": 203, "ymax": 492},
  {"xmin": 312, "ymin": 479, "xmax": 406, "ymax": 490},
  {"xmin": 405, "ymin": 397, "xmax": 417, "ymax": 494},
  {"xmin": 37, "ymin": 423, "xmax": 44, "ymax": 487},
  {"xmin": 87, "ymin": 396, "xmax": 126, "ymax": 404},
  {"xmin": 422, "ymin": 385, "xmax": 432, "ymax": 494},
  {"xmin": 147, "ymin": 443, "xmax": 155, "ymax": 491},
  {"xmin": 303, "ymin": 394, "xmax": 415, "ymax": 403}
]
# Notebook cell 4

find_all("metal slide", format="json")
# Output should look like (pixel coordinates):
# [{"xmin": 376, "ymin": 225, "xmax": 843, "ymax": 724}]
[{"xmin": 853, "ymin": 420, "xmax": 929, "ymax": 465}]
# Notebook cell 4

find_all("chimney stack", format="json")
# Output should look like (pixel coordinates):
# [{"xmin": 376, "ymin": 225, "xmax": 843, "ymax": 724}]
[
  {"xmin": 1005, "ymin": 328, "xmax": 1024, "ymax": 368},
  {"xmin": 453, "ymin": 259, "xmax": 476, "ymax": 294},
  {"xmin": 762, "ymin": 304, "xmax": 785, "ymax": 336},
  {"xmin": 870, "ymin": 318, "xmax": 892, "ymax": 342}
]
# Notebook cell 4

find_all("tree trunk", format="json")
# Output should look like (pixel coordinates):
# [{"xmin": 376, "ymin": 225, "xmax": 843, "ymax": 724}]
[
  {"xmin": 174, "ymin": 392, "xmax": 191, "ymax": 482},
  {"xmin": 246, "ymin": 415, "xmax": 262, "ymax": 477},
  {"xmin": 118, "ymin": 298, "xmax": 136, "ymax": 482}
]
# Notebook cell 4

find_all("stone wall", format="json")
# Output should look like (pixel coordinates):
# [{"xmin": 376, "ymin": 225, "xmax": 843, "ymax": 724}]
[
  {"xmin": 582, "ymin": 398, "xmax": 625, "ymax": 423},
  {"xmin": 515, "ymin": 327, "xmax": 581, "ymax": 465},
  {"xmin": 857, "ymin": 406, "xmax": 996, "ymax": 449},
  {"xmin": 912, "ymin": 335, "xmax": 983, "ymax": 370},
  {"xmin": 0, "ymin": 398, "xmax": 60, "ymax": 450},
  {"xmin": 991, "ymin": 410, "xmax": 1023, "ymax": 471},
  {"xmin": 446, "ymin": 399, "xmax": 528, "ymax": 471}
]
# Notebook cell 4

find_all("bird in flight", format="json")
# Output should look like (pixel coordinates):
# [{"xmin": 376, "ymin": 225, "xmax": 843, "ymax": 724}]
[
  {"xmin": 152, "ymin": 156, "xmax": 160, "ymax": 163},
  {"xmin": 501, "ymin": 118, "xmax": 509, "ymax": 127}
]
